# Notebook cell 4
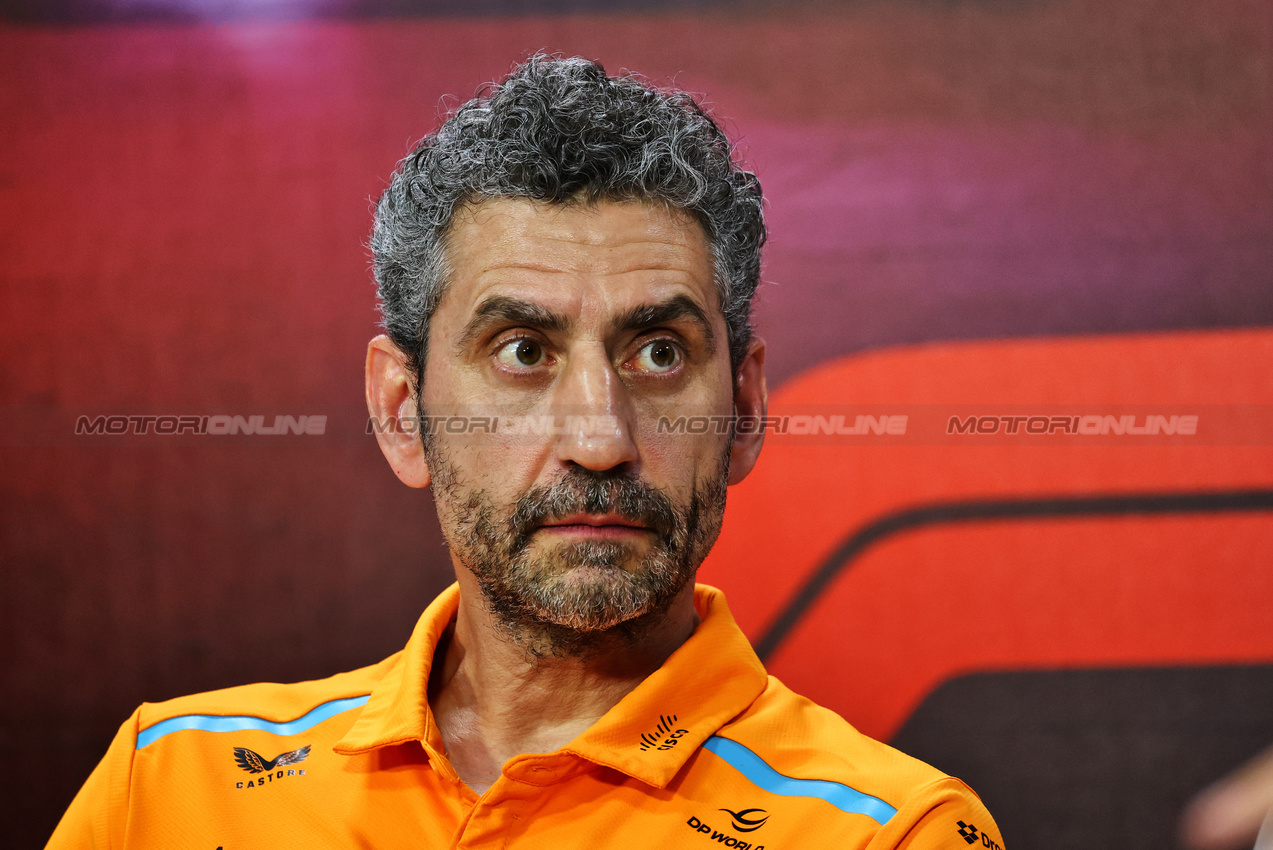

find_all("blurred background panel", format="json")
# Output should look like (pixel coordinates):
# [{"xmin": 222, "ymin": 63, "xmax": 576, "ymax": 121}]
[{"xmin": 1, "ymin": 0, "xmax": 1270, "ymax": 846}]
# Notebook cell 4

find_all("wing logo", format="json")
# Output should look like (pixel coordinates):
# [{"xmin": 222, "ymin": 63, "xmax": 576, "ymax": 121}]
[
  {"xmin": 233, "ymin": 744, "xmax": 311, "ymax": 774},
  {"xmin": 720, "ymin": 807, "xmax": 769, "ymax": 832}
]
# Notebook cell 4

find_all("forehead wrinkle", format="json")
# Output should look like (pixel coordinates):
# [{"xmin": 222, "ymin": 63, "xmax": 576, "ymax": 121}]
[
  {"xmin": 471, "ymin": 241, "xmax": 706, "ymax": 280},
  {"xmin": 442, "ymin": 199, "xmax": 720, "ymax": 355},
  {"xmin": 450, "ymin": 198, "xmax": 712, "ymax": 282}
]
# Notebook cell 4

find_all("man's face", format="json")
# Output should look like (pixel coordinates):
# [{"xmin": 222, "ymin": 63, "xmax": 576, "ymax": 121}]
[{"xmin": 410, "ymin": 199, "xmax": 750, "ymax": 650}]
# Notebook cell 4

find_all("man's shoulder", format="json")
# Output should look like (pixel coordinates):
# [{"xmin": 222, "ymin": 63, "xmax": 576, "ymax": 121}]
[
  {"xmin": 709, "ymin": 675, "xmax": 990, "ymax": 824},
  {"xmin": 132, "ymin": 651, "xmax": 401, "ymax": 740},
  {"xmin": 696, "ymin": 674, "xmax": 1006, "ymax": 847}
]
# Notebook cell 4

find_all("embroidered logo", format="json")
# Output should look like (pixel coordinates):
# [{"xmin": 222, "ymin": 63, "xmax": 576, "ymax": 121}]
[
  {"xmin": 234, "ymin": 745, "xmax": 311, "ymax": 773},
  {"xmin": 640, "ymin": 715, "xmax": 689, "ymax": 751},
  {"xmin": 720, "ymin": 807, "xmax": 769, "ymax": 832},
  {"xmin": 232, "ymin": 745, "xmax": 311, "ymax": 789}
]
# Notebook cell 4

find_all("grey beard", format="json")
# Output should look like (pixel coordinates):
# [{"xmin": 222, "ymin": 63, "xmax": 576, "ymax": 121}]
[{"xmin": 427, "ymin": 438, "xmax": 731, "ymax": 659}]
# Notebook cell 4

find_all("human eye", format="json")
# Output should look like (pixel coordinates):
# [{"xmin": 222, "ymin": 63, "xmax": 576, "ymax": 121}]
[
  {"xmin": 631, "ymin": 339, "xmax": 683, "ymax": 374},
  {"xmin": 495, "ymin": 338, "xmax": 549, "ymax": 370}
]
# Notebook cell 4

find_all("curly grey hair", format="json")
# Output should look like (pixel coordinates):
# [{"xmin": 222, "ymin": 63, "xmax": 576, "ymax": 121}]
[{"xmin": 370, "ymin": 54, "xmax": 766, "ymax": 388}]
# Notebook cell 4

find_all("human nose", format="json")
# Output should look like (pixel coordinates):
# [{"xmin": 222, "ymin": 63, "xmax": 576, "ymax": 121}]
[{"xmin": 551, "ymin": 347, "xmax": 639, "ymax": 472}]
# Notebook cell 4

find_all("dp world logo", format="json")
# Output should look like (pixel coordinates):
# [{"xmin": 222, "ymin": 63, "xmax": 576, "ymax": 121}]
[{"xmin": 720, "ymin": 808, "xmax": 768, "ymax": 833}]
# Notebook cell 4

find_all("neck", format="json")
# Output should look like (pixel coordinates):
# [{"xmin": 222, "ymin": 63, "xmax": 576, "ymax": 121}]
[{"xmin": 427, "ymin": 570, "xmax": 699, "ymax": 794}]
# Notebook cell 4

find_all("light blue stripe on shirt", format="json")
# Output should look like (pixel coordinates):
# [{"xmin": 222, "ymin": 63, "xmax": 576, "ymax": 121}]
[
  {"xmin": 702, "ymin": 735, "xmax": 898, "ymax": 825},
  {"xmin": 136, "ymin": 694, "xmax": 371, "ymax": 749}
]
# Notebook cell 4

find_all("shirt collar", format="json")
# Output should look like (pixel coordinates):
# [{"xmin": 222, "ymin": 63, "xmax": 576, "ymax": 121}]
[
  {"xmin": 333, "ymin": 584, "xmax": 458, "ymax": 762},
  {"xmin": 334, "ymin": 583, "xmax": 768, "ymax": 788}
]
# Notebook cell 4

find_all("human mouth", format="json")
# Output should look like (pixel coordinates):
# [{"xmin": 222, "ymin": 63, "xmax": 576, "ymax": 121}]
[{"xmin": 536, "ymin": 513, "xmax": 651, "ymax": 538}]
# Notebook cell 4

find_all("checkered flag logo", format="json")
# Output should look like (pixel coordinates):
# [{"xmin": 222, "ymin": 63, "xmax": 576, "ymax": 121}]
[{"xmin": 957, "ymin": 821, "xmax": 980, "ymax": 845}]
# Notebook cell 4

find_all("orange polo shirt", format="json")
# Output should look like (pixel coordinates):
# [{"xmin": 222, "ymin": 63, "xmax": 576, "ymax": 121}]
[{"xmin": 49, "ymin": 584, "xmax": 1004, "ymax": 849}]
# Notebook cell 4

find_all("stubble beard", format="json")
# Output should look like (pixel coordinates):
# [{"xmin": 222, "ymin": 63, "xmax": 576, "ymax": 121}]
[{"xmin": 424, "ymin": 430, "xmax": 732, "ymax": 659}]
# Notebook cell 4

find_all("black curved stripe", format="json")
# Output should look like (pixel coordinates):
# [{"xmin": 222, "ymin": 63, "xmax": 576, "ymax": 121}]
[{"xmin": 754, "ymin": 488, "xmax": 1273, "ymax": 661}]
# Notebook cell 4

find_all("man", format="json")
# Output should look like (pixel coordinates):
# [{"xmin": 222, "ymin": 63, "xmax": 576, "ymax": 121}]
[{"xmin": 49, "ymin": 55, "xmax": 1004, "ymax": 848}]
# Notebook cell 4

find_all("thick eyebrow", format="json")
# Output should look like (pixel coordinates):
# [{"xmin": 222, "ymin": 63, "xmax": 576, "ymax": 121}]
[
  {"xmin": 455, "ymin": 293, "xmax": 717, "ymax": 355},
  {"xmin": 614, "ymin": 295, "xmax": 717, "ymax": 355},
  {"xmin": 456, "ymin": 296, "xmax": 572, "ymax": 353}
]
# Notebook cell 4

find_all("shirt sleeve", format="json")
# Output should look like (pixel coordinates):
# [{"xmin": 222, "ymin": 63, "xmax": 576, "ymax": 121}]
[
  {"xmin": 867, "ymin": 777, "xmax": 1006, "ymax": 850},
  {"xmin": 46, "ymin": 708, "xmax": 141, "ymax": 850}
]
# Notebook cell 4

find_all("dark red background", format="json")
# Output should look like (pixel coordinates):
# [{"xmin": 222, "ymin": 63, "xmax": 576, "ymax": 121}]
[{"xmin": 2, "ymin": 1, "xmax": 1271, "ymax": 846}]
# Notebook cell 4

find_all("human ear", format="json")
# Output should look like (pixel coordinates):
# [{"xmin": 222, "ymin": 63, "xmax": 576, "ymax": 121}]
[
  {"xmin": 728, "ymin": 337, "xmax": 767, "ymax": 486},
  {"xmin": 365, "ymin": 334, "xmax": 432, "ymax": 488}
]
